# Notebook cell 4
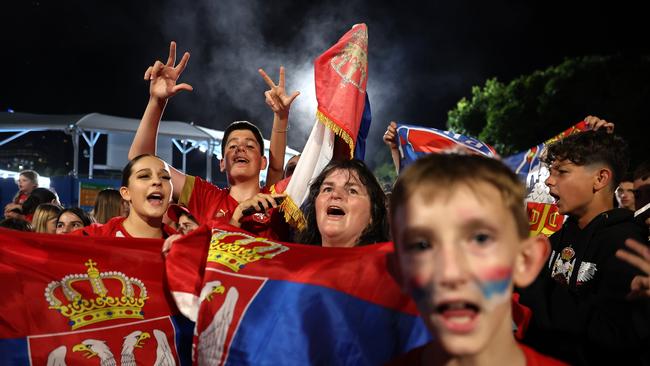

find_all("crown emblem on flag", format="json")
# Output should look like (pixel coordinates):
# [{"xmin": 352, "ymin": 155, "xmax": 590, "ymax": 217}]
[
  {"xmin": 330, "ymin": 26, "xmax": 368, "ymax": 93},
  {"xmin": 44, "ymin": 259, "xmax": 148, "ymax": 330},
  {"xmin": 208, "ymin": 231, "xmax": 289, "ymax": 272}
]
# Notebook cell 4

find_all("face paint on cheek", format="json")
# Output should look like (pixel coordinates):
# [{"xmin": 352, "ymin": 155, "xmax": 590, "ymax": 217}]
[{"xmin": 477, "ymin": 267, "xmax": 512, "ymax": 301}]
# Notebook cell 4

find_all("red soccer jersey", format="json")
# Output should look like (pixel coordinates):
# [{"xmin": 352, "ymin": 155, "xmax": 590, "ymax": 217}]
[
  {"xmin": 16, "ymin": 192, "xmax": 29, "ymax": 204},
  {"xmin": 178, "ymin": 175, "xmax": 288, "ymax": 240},
  {"xmin": 69, "ymin": 216, "xmax": 176, "ymax": 238}
]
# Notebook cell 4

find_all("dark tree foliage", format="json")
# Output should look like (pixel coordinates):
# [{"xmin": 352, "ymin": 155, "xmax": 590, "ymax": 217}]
[{"xmin": 447, "ymin": 55, "xmax": 650, "ymax": 168}]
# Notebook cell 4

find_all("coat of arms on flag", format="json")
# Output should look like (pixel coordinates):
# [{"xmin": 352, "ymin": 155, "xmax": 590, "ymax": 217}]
[
  {"xmin": 166, "ymin": 224, "xmax": 430, "ymax": 365},
  {"xmin": 503, "ymin": 121, "xmax": 589, "ymax": 236},
  {"xmin": 281, "ymin": 24, "xmax": 370, "ymax": 230},
  {"xmin": 0, "ymin": 229, "xmax": 193, "ymax": 365}
]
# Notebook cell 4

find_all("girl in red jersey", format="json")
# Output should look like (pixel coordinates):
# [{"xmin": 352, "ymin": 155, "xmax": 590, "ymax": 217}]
[{"xmin": 72, "ymin": 154, "xmax": 176, "ymax": 238}]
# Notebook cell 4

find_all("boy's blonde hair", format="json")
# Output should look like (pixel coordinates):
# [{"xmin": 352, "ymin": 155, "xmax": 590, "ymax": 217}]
[{"xmin": 390, "ymin": 154, "xmax": 529, "ymax": 239}]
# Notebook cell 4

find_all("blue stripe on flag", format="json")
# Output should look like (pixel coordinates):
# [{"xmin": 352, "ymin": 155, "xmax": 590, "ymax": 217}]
[
  {"xmin": 353, "ymin": 94, "xmax": 372, "ymax": 161},
  {"xmin": 171, "ymin": 314, "xmax": 195, "ymax": 365},
  {"xmin": 0, "ymin": 338, "xmax": 28, "ymax": 365},
  {"xmin": 226, "ymin": 280, "xmax": 430, "ymax": 366}
]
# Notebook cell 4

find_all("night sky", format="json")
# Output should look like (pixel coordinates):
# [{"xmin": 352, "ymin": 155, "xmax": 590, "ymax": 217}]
[{"xmin": 2, "ymin": 0, "xmax": 648, "ymax": 171}]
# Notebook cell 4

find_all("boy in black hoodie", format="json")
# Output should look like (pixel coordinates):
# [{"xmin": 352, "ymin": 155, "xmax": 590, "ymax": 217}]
[{"xmin": 519, "ymin": 130, "xmax": 649, "ymax": 365}]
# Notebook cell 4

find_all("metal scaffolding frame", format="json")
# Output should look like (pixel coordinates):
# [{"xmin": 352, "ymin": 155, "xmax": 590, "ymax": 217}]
[{"xmin": 0, "ymin": 112, "xmax": 299, "ymax": 183}]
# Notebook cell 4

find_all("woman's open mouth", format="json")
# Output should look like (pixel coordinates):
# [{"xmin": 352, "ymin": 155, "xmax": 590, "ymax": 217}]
[{"xmin": 326, "ymin": 206, "xmax": 346, "ymax": 217}]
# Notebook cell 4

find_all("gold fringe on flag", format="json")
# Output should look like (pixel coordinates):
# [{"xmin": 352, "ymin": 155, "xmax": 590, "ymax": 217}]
[
  {"xmin": 316, "ymin": 110, "xmax": 355, "ymax": 159},
  {"xmin": 271, "ymin": 183, "xmax": 306, "ymax": 230},
  {"xmin": 277, "ymin": 109, "xmax": 357, "ymax": 231},
  {"xmin": 280, "ymin": 195, "xmax": 306, "ymax": 231}
]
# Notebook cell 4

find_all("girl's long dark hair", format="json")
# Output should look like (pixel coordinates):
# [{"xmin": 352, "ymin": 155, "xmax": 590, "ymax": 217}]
[{"xmin": 57, "ymin": 207, "xmax": 93, "ymax": 227}]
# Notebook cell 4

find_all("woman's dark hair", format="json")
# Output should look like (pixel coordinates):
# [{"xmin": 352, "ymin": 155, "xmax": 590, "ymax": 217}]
[
  {"xmin": 0, "ymin": 217, "xmax": 33, "ymax": 232},
  {"xmin": 122, "ymin": 154, "xmax": 160, "ymax": 187},
  {"xmin": 21, "ymin": 187, "xmax": 57, "ymax": 215},
  {"xmin": 57, "ymin": 207, "xmax": 93, "ymax": 227},
  {"xmin": 296, "ymin": 159, "xmax": 388, "ymax": 246}
]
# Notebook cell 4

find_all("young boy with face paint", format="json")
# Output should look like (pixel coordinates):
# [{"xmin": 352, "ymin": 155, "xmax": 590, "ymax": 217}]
[
  {"xmin": 518, "ymin": 130, "xmax": 649, "ymax": 365},
  {"xmin": 389, "ymin": 153, "xmax": 564, "ymax": 365}
]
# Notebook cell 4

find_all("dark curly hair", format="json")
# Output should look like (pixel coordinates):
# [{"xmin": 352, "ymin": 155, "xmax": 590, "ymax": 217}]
[
  {"xmin": 295, "ymin": 159, "xmax": 389, "ymax": 246},
  {"xmin": 542, "ymin": 130, "xmax": 629, "ymax": 189}
]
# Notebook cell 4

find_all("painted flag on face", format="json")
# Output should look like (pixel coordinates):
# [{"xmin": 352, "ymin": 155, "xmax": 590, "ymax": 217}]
[
  {"xmin": 281, "ymin": 24, "xmax": 370, "ymax": 230},
  {"xmin": 0, "ymin": 228, "xmax": 193, "ymax": 365},
  {"xmin": 502, "ymin": 121, "xmax": 589, "ymax": 236},
  {"xmin": 395, "ymin": 123, "xmax": 498, "ymax": 171},
  {"xmin": 166, "ymin": 223, "xmax": 431, "ymax": 366}
]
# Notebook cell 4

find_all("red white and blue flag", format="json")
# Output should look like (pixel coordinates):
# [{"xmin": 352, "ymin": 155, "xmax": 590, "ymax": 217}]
[
  {"xmin": 502, "ymin": 121, "xmax": 589, "ymax": 236},
  {"xmin": 0, "ymin": 228, "xmax": 193, "ymax": 365},
  {"xmin": 282, "ymin": 24, "xmax": 370, "ymax": 229},
  {"xmin": 393, "ymin": 122, "xmax": 586, "ymax": 237},
  {"xmin": 396, "ymin": 123, "xmax": 498, "ymax": 171},
  {"xmin": 166, "ymin": 223, "xmax": 430, "ymax": 365}
]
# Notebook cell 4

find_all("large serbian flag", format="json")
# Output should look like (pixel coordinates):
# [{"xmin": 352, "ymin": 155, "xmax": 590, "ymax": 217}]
[
  {"xmin": 0, "ymin": 228, "xmax": 193, "ymax": 365},
  {"xmin": 396, "ymin": 123, "xmax": 498, "ymax": 171},
  {"xmin": 281, "ymin": 24, "xmax": 370, "ymax": 229},
  {"xmin": 503, "ymin": 121, "xmax": 589, "ymax": 236},
  {"xmin": 166, "ymin": 223, "xmax": 430, "ymax": 366}
]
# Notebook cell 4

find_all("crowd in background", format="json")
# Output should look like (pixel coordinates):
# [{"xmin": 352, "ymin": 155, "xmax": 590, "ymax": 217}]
[{"xmin": 1, "ymin": 40, "xmax": 650, "ymax": 365}]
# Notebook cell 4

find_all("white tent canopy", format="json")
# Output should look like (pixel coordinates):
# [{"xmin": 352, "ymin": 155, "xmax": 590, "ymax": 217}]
[{"xmin": 0, "ymin": 111, "xmax": 299, "ymax": 182}]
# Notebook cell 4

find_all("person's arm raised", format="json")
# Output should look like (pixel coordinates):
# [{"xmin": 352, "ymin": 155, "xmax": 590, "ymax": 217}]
[
  {"xmin": 383, "ymin": 121, "xmax": 400, "ymax": 174},
  {"xmin": 129, "ymin": 41, "xmax": 192, "ymax": 199},
  {"xmin": 258, "ymin": 66, "xmax": 300, "ymax": 188}
]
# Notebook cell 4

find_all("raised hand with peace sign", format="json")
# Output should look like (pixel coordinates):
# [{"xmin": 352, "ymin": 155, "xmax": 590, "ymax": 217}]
[
  {"xmin": 258, "ymin": 66, "xmax": 300, "ymax": 120},
  {"xmin": 258, "ymin": 66, "xmax": 300, "ymax": 187},
  {"xmin": 144, "ymin": 41, "xmax": 193, "ymax": 102}
]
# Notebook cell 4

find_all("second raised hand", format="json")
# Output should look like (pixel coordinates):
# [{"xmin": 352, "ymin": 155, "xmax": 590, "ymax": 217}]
[
  {"xmin": 144, "ymin": 41, "xmax": 193, "ymax": 101},
  {"xmin": 258, "ymin": 66, "xmax": 300, "ymax": 119}
]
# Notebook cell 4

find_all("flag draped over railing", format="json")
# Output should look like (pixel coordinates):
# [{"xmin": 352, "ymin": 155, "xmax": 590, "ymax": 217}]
[
  {"xmin": 503, "ymin": 121, "xmax": 588, "ymax": 236},
  {"xmin": 0, "ymin": 228, "xmax": 193, "ymax": 365},
  {"xmin": 281, "ymin": 24, "xmax": 370, "ymax": 230},
  {"xmin": 166, "ymin": 223, "xmax": 430, "ymax": 366}
]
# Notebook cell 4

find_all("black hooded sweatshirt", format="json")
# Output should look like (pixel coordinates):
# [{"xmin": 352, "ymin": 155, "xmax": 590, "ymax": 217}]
[{"xmin": 519, "ymin": 208, "xmax": 650, "ymax": 365}]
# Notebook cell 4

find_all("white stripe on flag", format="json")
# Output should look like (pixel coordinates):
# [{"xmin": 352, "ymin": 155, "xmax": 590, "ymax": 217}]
[{"xmin": 283, "ymin": 119, "xmax": 335, "ymax": 227}]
